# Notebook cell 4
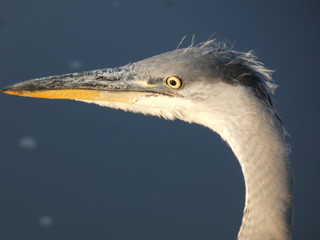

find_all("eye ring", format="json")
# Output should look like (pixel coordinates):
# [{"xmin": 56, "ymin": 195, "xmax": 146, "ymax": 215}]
[{"xmin": 165, "ymin": 76, "xmax": 182, "ymax": 89}]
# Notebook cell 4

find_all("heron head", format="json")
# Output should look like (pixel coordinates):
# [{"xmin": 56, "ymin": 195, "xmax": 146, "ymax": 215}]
[{"xmin": 1, "ymin": 42, "xmax": 274, "ymax": 122}]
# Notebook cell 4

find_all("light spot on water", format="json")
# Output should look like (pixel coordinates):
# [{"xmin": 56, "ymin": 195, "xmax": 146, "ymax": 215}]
[
  {"xmin": 68, "ymin": 60, "xmax": 83, "ymax": 70},
  {"xmin": 19, "ymin": 136, "xmax": 37, "ymax": 150},
  {"xmin": 38, "ymin": 216, "xmax": 54, "ymax": 227},
  {"xmin": 112, "ymin": 1, "xmax": 121, "ymax": 8}
]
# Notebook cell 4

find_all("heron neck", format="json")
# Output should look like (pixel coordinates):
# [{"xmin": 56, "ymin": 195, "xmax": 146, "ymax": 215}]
[
  {"xmin": 194, "ymin": 91, "xmax": 292, "ymax": 239},
  {"xmin": 223, "ymin": 115, "xmax": 291, "ymax": 240}
]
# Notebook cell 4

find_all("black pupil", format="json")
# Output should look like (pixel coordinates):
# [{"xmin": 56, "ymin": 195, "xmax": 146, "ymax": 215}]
[{"xmin": 170, "ymin": 80, "xmax": 177, "ymax": 86}]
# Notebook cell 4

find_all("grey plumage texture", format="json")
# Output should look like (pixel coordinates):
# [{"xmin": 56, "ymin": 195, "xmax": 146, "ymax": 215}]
[{"xmin": 133, "ymin": 40, "xmax": 277, "ymax": 106}]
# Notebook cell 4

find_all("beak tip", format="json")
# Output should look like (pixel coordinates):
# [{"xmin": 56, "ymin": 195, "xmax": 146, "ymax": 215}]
[
  {"xmin": 0, "ymin": 87, "xmax": 8, "ymax": 93},
  {"xmin": 0, "ymin": 85, "xmax": 21, "ymax": 96},
  {"xmin": 1, "ymin": 86, "xmax": 12, "ymax": 93}
]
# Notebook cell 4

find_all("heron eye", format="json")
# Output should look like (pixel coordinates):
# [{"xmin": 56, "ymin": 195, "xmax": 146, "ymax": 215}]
[{"xmin": 166, "ymin": 76, "xmax": 182, "ymax": 89}]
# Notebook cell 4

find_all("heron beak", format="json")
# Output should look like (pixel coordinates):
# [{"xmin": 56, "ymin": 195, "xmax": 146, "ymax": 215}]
[{"xmin": 0, "ymin": 66, "xmax": 162, "ymax": 104}]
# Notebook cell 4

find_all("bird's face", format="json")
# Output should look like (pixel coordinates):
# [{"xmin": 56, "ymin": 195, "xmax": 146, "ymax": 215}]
[{"xmin": 1, "ymin": 47, "xmax": 227, "ymax": 120}]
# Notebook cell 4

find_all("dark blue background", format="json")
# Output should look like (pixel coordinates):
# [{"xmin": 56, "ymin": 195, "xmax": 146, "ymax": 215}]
[{"xmin": 0, "ymin": 0, "xmax": 318, "ymax": 239}]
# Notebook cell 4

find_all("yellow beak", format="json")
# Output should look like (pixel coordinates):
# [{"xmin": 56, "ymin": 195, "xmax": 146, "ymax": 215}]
[
  {"xmin": 2, "ymin": 89, "xmax": 146, "ymax": 104},
  {"xmin": 0, "ymin": 67, "xmax": 171, "ymax": 104}
]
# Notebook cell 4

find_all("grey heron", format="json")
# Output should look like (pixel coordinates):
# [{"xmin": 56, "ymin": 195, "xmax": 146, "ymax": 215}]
[{"xmin": 1, "ymin": 41, "xmax": 292, "ymax": 240}]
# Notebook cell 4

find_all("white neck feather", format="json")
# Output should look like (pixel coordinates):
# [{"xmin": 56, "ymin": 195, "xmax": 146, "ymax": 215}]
[
  {"xmin": 81, "ymin": 82, "xmax": 292, "ymax": 239},
  {"xmin": 188, "ymin": 83, "xmax": 293, "ymax": 240}
]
